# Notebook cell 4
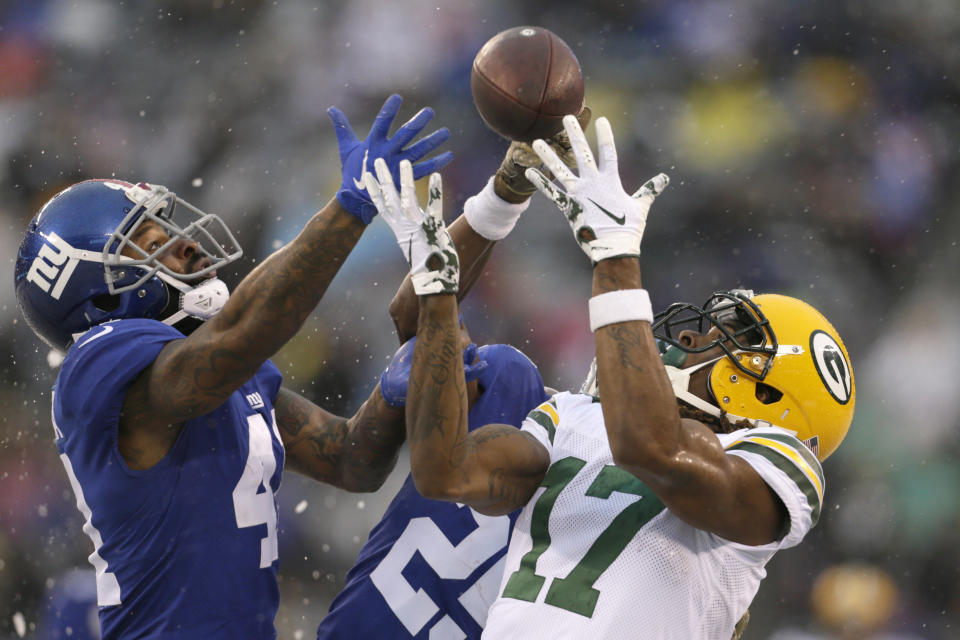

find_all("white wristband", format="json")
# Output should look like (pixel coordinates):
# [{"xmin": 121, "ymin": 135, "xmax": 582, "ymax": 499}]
[
  {"xmin": 463, "ymin": 176, "xmax": 530, "ymax": 241},
  {"xmin": 588, "ymin": 289, "xmax": 653, "ymax": 332}
]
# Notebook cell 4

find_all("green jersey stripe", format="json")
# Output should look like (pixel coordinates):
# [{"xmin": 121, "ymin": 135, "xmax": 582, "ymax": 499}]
[
  {"xmin": 528, "ymin": 410, "xmax": 557, "ymax": 444},
  {"xmin": 728, "ymin": 441, "xmax": 822, "ymax": 525},
  {"xmin": 743, "ymin": 432, "xmax": 823, "ymax": 487}
]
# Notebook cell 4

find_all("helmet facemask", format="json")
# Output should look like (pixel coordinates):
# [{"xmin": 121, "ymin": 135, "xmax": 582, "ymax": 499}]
[
  {"xmin": 102, "ymin": 182, "xmax": 242, "ymax": 295},
  {"xmin": 580, "ymin": 292, "xmax": 773, "ymax": 405},
  {"xmin": 652, "ymin": 290, "xmax": 778, "ymax": 381},
  {"xmin": 650, "ymin": 290, "xmax": 782, "ymax": 422}
]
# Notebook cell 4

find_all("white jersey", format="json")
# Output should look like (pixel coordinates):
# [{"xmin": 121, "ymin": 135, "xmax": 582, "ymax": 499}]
[{"xmin": 482, "ymin": 392, "xmax": 824, "ymax": 640}]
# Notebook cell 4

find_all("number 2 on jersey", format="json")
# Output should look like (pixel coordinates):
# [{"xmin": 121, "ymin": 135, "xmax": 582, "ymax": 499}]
[{"xmin": 502, "ymin": 456, "xmax": 665, "ymax": 618}]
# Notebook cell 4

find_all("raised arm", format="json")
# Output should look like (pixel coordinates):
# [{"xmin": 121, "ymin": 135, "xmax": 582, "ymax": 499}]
[
  {"xmin": 274, "ymin": 383, "xmax": 405, "ymax": 492},
  {"xmin": 527, "ymin": 115, "xmax": 784, "ymax": 545},
  {"xmin": 366, "ymin": 158, "xmax": 550, "ymax": 516},
  {"xmin": 408, "ymin": 293, "xmax": 550, "ymax": 515},
  {"xmin": 390, "ymin": 110, "xmax": 591, "ymax": 342},
  {"xmin": 591, "ymin": 260, "xmax": 784, "ymax": 545},
  {"xmin": 389, "ymin": 215, "xmax": 497, "ymax": 342},
  {"xmin": 120, "ymin": 95, "xmax": 452, "ymax": 465}
]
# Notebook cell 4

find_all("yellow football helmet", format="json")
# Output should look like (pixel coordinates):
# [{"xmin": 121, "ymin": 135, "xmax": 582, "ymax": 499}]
[{"xmin": 653, "ymin": 291, "xmax": 855, "ymax": 460}]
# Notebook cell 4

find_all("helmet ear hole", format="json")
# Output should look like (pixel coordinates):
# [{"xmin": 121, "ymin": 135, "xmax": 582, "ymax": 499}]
[
  {"xmin": 755, "ymin": 382, "xmax": 783, "ymax": 405},
  {"xmin": 92, "ymin": 294, "xmax": 121, "ymax": 312}
]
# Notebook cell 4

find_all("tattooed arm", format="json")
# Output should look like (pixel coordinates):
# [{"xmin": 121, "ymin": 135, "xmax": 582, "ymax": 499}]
[
  {"xmin": 119, "ymin": 199, "xmax": 366, "ymax": 469},
  {"xmin": 592, "ymin": 258, "xmax": 785, "ymax": 545},
  {"xmin": 405, "ymin": 293, "xmax": 550, "ymax": 516},
  {"xmin": 274, "ymin": 385, "xmax": 405, "ymax": 492}
]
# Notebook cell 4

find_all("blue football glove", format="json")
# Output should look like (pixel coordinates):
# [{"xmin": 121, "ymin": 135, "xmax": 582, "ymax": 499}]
[
  {"xmin": 461, "ymin": 343, "xmax": 489, "ymax": 382},
  {"xmin": 380, "ymin": 337, "xmax": 489, "ymax": 407},
  {"xmin": 328, "ymin": 94, "xmax": 454, "ymax": 224}
]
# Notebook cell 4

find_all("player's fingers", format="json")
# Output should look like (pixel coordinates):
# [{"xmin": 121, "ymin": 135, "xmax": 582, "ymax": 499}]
[
  {"xmin": 373, "ymin": 157, "xmax": 402, "ymax": 213},
  {"xmin": 631, "ymin": 173, "xmax": 671, "ymax": 203},
  {"xmin": 370, "ymin": 94, "xmax": 403, "ymax": 140},
  {"xmin": 411, "ymin": 151, "xmax": 455, "ymax": 181},
  {"xmin": 362, "ymin": 171, "xmax": 390, "ymax": 219},
  {"xmin": 327, "ymin": 107, "xmax": 358, "ymax": 146},
  {"xmin": 524, "ymin": 167, "xmax": 566, "ymax": 205},
  {"xmin": 426, "ymin": 172, "xmax": 443, "ymax": 223},
  {"xmin": 398, "ymin": 160, "xmax": 419, "ymax": 222},
  {"xmin": 595, "ymin": 117, "xmax": 618, "ymax": 175},
  {"xmin": 391, "ymin": 107, "xmax": 435, "ymax": 151},
  {"xmin": 531, "ymin": 139, "xmax": 577, "ymax": 188},
  {"xmin": 562, "ymin": 114, "xmax": 597, "ymax": 175},
  {"xmin": 403, "ymin": 127, "xmax": 451, "ymax": 163},
  {"xmin": 576, "ymin": 105, "xmax": 592, "ymax": 130}
]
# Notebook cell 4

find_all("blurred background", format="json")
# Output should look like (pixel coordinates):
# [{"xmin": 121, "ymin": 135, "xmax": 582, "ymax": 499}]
[{"xmin": 1, "ymin": 0, "xmax": 958, "ymax": 638}]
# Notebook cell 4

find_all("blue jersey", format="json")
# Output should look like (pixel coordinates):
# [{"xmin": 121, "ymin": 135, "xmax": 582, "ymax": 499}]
[
  {"xmin": 317, "ymin": 344, "xmax": 549, "ymax": 640},
  {"xmin": 52, "ymin": 318, "xmax": 285, "ymax": 639}
]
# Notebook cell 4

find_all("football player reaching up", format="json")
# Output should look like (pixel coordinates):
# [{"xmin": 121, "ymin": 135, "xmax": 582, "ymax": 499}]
[
  {"xmin": 366, "ymin": 115, "xmax": 855, "ymax": 640},
  {"xmin": 14, "ymin": 94, "xmax": 451, "ymax": 640},
  {"xmin": 317, "ymin": 114, "xmax": 588, "ymax": 640}
]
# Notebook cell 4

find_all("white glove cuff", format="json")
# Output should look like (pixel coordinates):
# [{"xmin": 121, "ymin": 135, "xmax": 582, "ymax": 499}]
[
  {"xmin": 464, "ymin": 177, "xmax": 530, "ymax": 241},
  {"xmin": 588, "ymin": 232, "xmax": 642, "ymax": 262},
  {"xmin": 411, "ymin": 270, "xmax": 459, "ymax": 296},
  {"xmin": 589, "ymin": 289, "xmax": 653, "ymax": 332}
]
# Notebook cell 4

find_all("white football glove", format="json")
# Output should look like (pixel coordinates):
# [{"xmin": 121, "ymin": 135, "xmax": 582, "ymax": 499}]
[
  {"xmin": 525, "ymin": 115, "xmax": 669, "ymax": 262},
  {"xmin": 364, "ymin": 158, "xmax": 459, "ymax": 295}
]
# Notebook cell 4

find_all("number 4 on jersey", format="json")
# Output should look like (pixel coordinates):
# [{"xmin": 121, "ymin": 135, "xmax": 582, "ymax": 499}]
[
  {"xmin": 502, "ymin": 457, "xmax": 665, "ymax": 618},
  {"xmin": 233, "ymin": 412, "xmax": 280, "ymax": 568}
]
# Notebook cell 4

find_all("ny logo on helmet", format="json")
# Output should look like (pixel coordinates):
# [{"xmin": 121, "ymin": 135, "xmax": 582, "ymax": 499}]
[
  {"xmin": 810, "ymin": 330, "xmax": 852, "ymax": 405},
  {"xmin": 25, "ymin": 232, "xmax": 79, "ymax": 300}
]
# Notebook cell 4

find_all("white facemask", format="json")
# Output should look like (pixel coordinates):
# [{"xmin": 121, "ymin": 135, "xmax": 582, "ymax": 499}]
[{"xmin": 663, "ymin": 357, "xmax": 724, "ymax": 417}]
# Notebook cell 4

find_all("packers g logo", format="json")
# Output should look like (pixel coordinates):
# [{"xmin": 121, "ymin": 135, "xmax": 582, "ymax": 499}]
[{"xmin": 810, "ymin": 330, "xmax": 852, "ymax": 404}]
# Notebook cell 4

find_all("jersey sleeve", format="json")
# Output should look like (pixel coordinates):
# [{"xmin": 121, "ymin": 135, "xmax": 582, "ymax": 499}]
[
  {"xmin": 53, "ymin": 319, "xmax": 185, "ymax": 442},
  {"xmin": 255, "ymin": 359, "xmax": 284, "ymax": 405},
  {"xmin": 520, "ymin": 396, "xmax": 561, "ymax": 454},
  {"xmin": 723, "ymin": 427, "xmax": 825, "ymax": 550}
]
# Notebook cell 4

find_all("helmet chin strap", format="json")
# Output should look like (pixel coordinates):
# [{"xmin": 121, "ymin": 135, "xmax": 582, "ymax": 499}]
[
  {"xmin": 664, "ymin": 357, "xmax": 724, "ymax": 417},
  {"xmin": 156, "ymin": 273, "xmax": 231, "ymax": 326}
]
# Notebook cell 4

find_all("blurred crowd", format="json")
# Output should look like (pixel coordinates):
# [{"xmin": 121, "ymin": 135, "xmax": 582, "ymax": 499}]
[{"xmin": 1, "ymin": 0, "xmax": 958, "ymax": 638}]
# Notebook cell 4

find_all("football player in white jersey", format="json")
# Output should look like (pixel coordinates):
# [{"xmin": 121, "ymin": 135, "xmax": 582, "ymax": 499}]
[{"xmin": 363, "ymin": 114, "xmax": 855, "ymax": 640}]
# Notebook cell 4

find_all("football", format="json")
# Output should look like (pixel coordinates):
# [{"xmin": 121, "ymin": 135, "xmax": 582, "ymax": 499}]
[{"xmin": 471, "ymin": 26, "xmax": 584, "ymax": 142}]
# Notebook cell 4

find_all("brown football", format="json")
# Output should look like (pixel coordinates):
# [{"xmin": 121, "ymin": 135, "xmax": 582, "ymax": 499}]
[{"xmin": 471, "ymin": 26, "xmax": 584, "ymax": 142}]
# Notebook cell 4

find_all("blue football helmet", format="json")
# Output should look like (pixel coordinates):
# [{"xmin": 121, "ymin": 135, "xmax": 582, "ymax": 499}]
[{"xmin": 15, "ymin": 179, "xmax": 242, "ymax": 352}]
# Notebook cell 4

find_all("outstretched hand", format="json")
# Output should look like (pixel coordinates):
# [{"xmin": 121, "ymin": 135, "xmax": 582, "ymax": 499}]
[
  {"xmin": 525, "ymin": 115, "xmax": 669, "ymax": 262},
  {"xmin": 494, "ymin": 107, "xmax": 592, "ymax": 203},
  {"xmin": 328, "ymin": 94, "xmax": 454, "ymax": 224},
  {"xmin": 364, "ymin": 158, "xmax": 459, "ymax": 296}
]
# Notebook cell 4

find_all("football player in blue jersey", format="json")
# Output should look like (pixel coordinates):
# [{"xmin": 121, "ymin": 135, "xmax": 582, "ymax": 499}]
[
  {"xmin": 14, "ymin": 94, "xmax": 452, "ymax": 639},
  {"xmin": 316, "ymin": 116, "xmax": 589, "ymax": 639}
]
